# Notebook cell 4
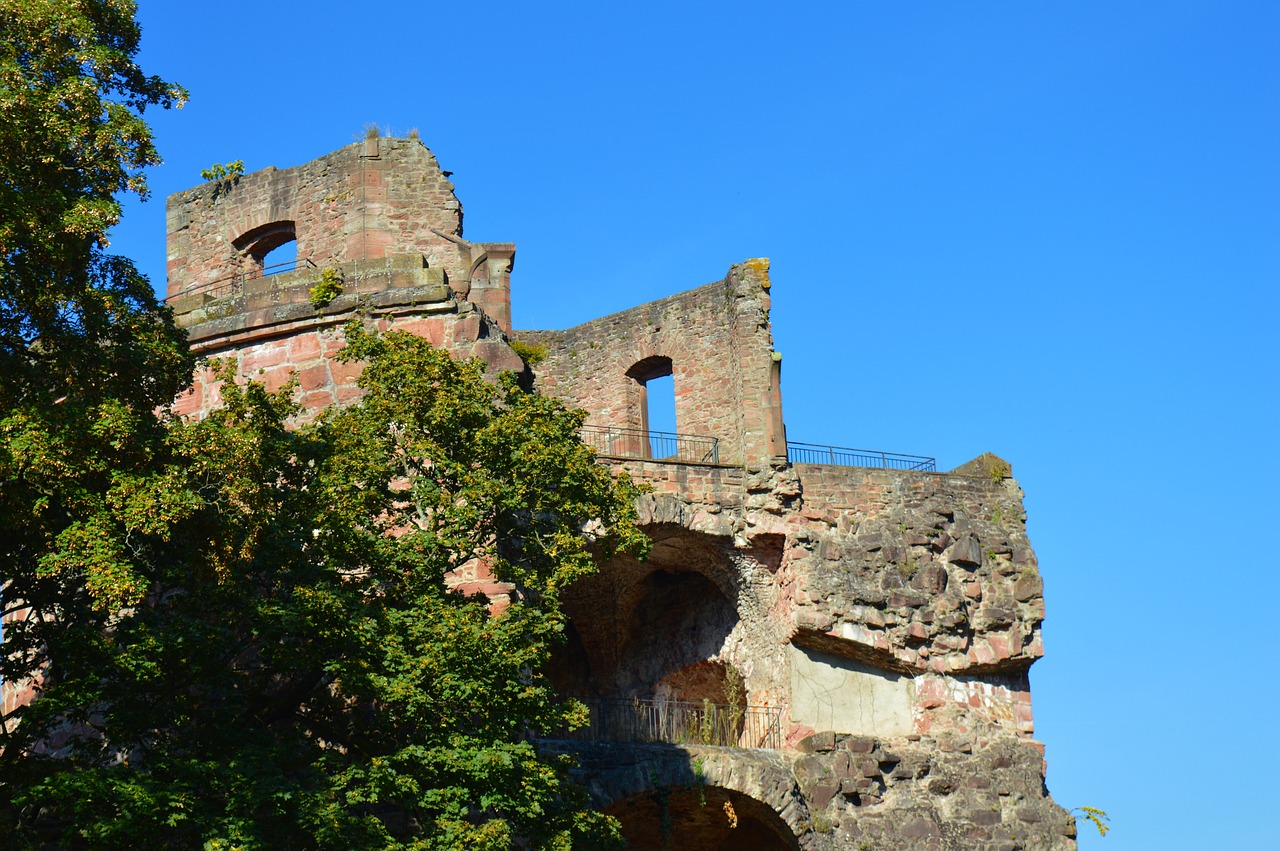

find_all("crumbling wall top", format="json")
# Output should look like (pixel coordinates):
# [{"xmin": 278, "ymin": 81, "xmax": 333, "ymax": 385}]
[
  {"xmin": 165, "ymin": 138, "xmax": 467, "ymax": 300},
  {"xmin": 519, "ymin": 259, "xmax": 785, "ymax": 470}
]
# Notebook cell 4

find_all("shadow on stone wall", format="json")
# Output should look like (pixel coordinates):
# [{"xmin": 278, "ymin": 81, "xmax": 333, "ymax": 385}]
[
  {"xmin": 550, "ymin": 526, "xmax": 744, "ymax": 702},
  {"xmin": 544, "ymin": 740, "xmax": 808, "ymax": 850}
]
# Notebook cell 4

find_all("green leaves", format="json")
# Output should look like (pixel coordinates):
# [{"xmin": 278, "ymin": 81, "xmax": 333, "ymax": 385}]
[
  {"xmin": 0, "ymin": 11, "xmax": 641, "ymax": 840},
  {"xmin": 4, "ymin": 321, "xmax": 643, "ymax": 848}
]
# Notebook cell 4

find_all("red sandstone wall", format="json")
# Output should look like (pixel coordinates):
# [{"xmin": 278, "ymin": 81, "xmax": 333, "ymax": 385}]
[
  {"xmin": 166, "ymin": 138, "xmax": 468, "ymax": 298},
  {"xmin": 782, "ymin": 461, "xmax": 1044, "ymax": 739},
  {"xmin": 519, "ymin": 259, "xmax": 784, "ymax": 470},
  {"xmin": 172, "ymin": 308, "xmax": 523, "ymax": 422},
  {"xmin": 0, "ymin": 606, "xmax": 35, "ymax": 725},
  {"xmin": 165, "ymin": 140, "xmax": 523, "ymax": 422}
]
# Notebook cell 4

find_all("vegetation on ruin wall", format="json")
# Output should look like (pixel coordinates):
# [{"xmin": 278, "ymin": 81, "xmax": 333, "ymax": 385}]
[{"xmin": 0, "ymin": 3, "xmax": 646, "ymax": 848}]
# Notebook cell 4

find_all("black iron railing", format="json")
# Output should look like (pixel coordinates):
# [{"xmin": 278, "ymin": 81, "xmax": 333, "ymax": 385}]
[
  {"xmin": 580, "ymin": 426, "xmax": 720, "ymax": 465},
  {"xmin": 566, "ymin": 697, "xmax": 783, "ymax": 750},
  {"xmin": 170, "ymin": 257, "xmax": 317, "ymax": 303},
  {"xmin": 787, "ymin": 441, "xmax": 936, "ymax": 471}
]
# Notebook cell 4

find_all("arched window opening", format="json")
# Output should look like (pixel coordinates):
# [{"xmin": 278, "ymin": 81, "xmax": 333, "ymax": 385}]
[
  {"xmin": 232, "ymin": 220, "xmax": 298, "ymax": 278},
  {"xmin": 260, "ymin": 238, "xmax": 297, "ymax": 274},
  {"xmin": 626, "ymin": 356, "xmax": 675, "ymax": 459},
  {"xmin": 646, "ymin": 373, "xmax": 675, "ymax": 434}
]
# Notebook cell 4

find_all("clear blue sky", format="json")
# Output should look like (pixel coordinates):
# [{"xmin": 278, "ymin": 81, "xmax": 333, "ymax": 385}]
[{"xmin": 114, "ymin": 2, "xmax": 1279, "ymax": 847}]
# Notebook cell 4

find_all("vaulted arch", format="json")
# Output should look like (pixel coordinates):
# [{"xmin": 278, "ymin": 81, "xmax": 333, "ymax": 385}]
[
  {"xmin": 604, "ymin": 785, "xmax": 801, "ymax": 850},
  {"xmin": 232, "ymin": 220, "xmax": 298, "ymax": 275}
]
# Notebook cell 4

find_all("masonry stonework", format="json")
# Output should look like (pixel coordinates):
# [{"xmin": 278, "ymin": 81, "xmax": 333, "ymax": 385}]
[{"xmin": 4, "ymin": 139, "xmax": 1075, "ymax": 849}]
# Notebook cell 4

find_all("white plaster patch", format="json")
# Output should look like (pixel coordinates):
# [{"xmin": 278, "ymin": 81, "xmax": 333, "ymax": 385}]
[{"xmin": 788, "ymin": 645, "xmax": 914, "ymax": 736}]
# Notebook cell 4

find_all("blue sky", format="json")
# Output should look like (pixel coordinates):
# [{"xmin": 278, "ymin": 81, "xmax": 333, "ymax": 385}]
[{"xmin": 114, "ymin": 2, "xmax": 1279, "ymax": 847}]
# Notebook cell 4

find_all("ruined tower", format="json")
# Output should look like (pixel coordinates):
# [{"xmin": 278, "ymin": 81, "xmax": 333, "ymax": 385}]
[{"xmin": 160, "ymin": 138, "xmax": 1077, "ymax": 849}]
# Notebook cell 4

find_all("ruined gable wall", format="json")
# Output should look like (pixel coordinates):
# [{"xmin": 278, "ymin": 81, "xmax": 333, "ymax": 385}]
[
  {"xmin": 518, "ymin": 259, "xmax": 784, "ymax": 469},
  {"xmin": 164, "ymin": 142, "xmax": 523, "ymax": 423},
  {"xmin": 166, "ymin": 139, "xmax": 466, "ymax": 298}
]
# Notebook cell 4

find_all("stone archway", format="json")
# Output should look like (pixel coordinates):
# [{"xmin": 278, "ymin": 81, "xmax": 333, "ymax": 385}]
[
  {"xmin": 555, "ymin": 741, "xmax": 812, "ymax": 849},
  {"xmin": 621, "ymin": 568, "xmax": 737, "ymax": 700},
  {"xmin": 605, "ymin": 785, "xmax": 799, "ymax": 851},
  {"xmin": 550, "ymin": 525, "xmax": 746, "ymax": 702}
]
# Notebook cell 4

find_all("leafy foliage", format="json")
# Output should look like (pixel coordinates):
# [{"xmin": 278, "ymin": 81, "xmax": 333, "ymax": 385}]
[
  {"xmin": 1072, "ymin": 806, "xmax": 1111, "ymax": 838},
  {"xmin": 0, "ymin": 0, "xmax": 189, "ymax": 397},
  {"xmin": 4, "ymin": 325, "xmax": 646, "ymax": 848},
  {"xmin": 200, "ymin": 159, "xmax": 245, "ymax": 183},
  {"xmin": 508, "ymin": 339, "xmax": 549, "ymax": 367},
  {"xmin": 308, "ymin": 268, "xmax": 344, "ymax": 309},
  {"xmin": 1, "ymin": 0, "xmax": 193, "ymax": 776},
  {"xmin": 0, "ymin": 0, "xmax": 193, "ymax": 595},
  {"xmin": 1, "ymin": 4, "xmax": 646, "ymax": 846}
]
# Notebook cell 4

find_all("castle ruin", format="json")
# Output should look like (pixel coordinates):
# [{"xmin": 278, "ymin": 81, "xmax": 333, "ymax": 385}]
[{"xmin": 151, "ymin": 137, "xmax": 1073, "ymax": 848}]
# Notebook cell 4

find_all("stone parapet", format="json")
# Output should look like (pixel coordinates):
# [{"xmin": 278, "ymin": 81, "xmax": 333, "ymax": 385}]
[{"xmin": 171, "ymin": 253, "xmax": 453, "ymax": 348}]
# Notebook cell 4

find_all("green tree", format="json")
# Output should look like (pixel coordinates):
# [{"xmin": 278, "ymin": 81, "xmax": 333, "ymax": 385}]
[
  {"xmin": 0, "ymin": 0, "xmax": 189, "ymax": 407},
  {"xmin": 0, "ymin": 0, "xmax": 192, "ymax": 598},
  {"xmin": 0, "ymin": 0, "xmax": 192, "ymax": 787},
  {"xmin": 0, "ymin": 3, "xmax": 645, "ymax": 847},
  {"xmin": 8, "ymin": 328, "xmax": 645, "ymax": 848}
]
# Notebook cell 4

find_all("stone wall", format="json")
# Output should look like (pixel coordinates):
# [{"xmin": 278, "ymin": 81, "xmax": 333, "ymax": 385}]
[
  {"xmin": 553, "ymin": 736, "xmax": 1076, "ymax": 850},
  {"xmin": 167, "ymin": 139, "xmax": 462, "ymax": 294},
  {"xmin": 164, "ymin": 143, "xmax": 525, "ymax": 422},
  {"xmin": 572, "ymin": 457, "xmax": 1046, "ymax": 745},
  {"xmin": 0, "ymin": 606, "xmax": 35, "ymax": 726},
  {"xmin": 519, "ymin": 259, "xmax": 786, "ymax": 469},
  {"xmin": 170, "ymin": 294, "xmax": 522, "ymax": 422}
]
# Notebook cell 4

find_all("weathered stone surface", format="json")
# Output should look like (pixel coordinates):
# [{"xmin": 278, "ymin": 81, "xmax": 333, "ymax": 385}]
[
  {"xmin": 547, "ymin": 736, "xmax": 1075, "ymax": 850},
  {"xmin": 947, "ymin": 534, "xmax": 985, "ymax": 568},
  {"xmin": 798, "ymin": 732, "xmax": 837, "ymax": 753}
]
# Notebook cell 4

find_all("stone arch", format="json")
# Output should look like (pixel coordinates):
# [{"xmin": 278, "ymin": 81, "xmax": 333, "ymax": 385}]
[
  {"xmin": 232, "ymin": 220, "xmax": 298, "ymax": 276},
  {"xmin": 552, "ymin": 526, "xmax": 742, "ymax": 700},
  {"xmin": 550, "ymin": 524, "xmax": 788, "ymax": 718},
  {"xmin": 605, "ymin": 785, "xmax": 800, "ymax": 850},
  {"xmin": 466, "ymin": 250, "xmax": 488, "ymax": 288},
  {"xmin": 625, "ymin": 354, "xmax": 673, "ymax": 383},
  {"xmin": 567, "ymin": 743, "xmax": 811, "ymax": 848},
  {"xmin": 621, "ymin": 569, "xmax": 737, "ymax": 702}
]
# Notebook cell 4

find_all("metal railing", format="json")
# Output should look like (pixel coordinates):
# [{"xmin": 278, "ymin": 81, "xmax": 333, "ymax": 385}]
[
  {"xmin": 787, "ymin": 441, "xmax": 936, "ymax": 471},
  {"xmin": 580, "ymin": 426, "xmax": 720, "ymax": 465},
  {"xmin": 566, "ymin": 697, "xmax": 783, "ymax": 750},
  {"xmin": 170, "ymin": 257, "xmax": 317, "ymax": 303}
]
